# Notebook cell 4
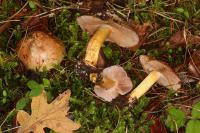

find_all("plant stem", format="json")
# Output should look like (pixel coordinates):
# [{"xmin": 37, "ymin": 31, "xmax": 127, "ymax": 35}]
[
  {"xmin": 0, "ymin": 109, "xmax": 15, "ymax": 128},
  {"xmin": 128, "ymin": 71, "xmax": 161, "ymax": 104},
  {"xmin": 84, "ymin": 25, "xmax": 111, "ymax": 67}
]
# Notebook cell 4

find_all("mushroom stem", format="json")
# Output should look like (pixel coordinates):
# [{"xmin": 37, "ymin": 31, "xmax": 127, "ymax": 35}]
[
  {"xmin": 99, "ymin": 76, "xmax": 115, "ymax": 89},
  {"xmin": 84, "ymin": 25, "xmax": 111, "ymax": 67},
  {"xmin": 90, "ymin": 73, "xmax": 115, "ymax": 89},
  {"xmin": 128, "ymin": 71, "xmax": 161, "ymax": 103}
]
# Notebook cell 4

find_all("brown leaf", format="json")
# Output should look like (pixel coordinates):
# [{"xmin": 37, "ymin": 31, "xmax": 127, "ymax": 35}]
[
  {"xmin": 129, "ymin": 21, "xmax": 152, "ymax": 37},
  {"xmin": 0, "ymin": 8, "xmax": 28, "ymax": 34},
  {"xmin": 96, "ymin": 50, "xmax": 106, "ymax": 68},
  {"xmin": 128, "ymin": 20, "xmax": 152, "ymax": 46},
  {"xmin": 188, "ymin": 50, "xmax": 200, "ymax": 78},
  {"xmin": 169, "ymin": 31, "xmax": 186, "ymax": 47},
  {"xmin": 144, "ymin": 94, "xmax": 167, "ymax": 133},
  {"xmin": 188, "ymin": 35, "xmax": 200, "ymax": 45},
  {"xmin": 169, "ymin": 30, "xmax": 200, "ymax": 47},
  {"xmin": 21, "ymin": 12, "xmax": 49, "ymax": 32},
  {"xmin": 81, "ymin": 0, "xmax": 106, "ymax": 12},
  {"xmin": 16, "ymin": 90, "xmax": 80, "ymax": 133},
  {"xmin": 150, "ymin": 118, "xmax": 167, "ymax": 133},
  {"xmin": 71, "ymin": 0, "xmax": 106, "ymax": 15}
]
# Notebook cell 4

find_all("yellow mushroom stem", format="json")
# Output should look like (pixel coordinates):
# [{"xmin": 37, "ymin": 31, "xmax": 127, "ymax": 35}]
[
  {"xmin": 128, "ymin": 71, "xmax": 161, "ymax": 103},
  {"xmin": 90, "ymin": 73, "xmax": 98, "ymax": 83},
  {"xmin": 84, "ymin": 25, "xmax": 111, "ymax": 67},
  {"xmin": 90, "ymin": 73, "xmax": 115, "ymax": 89},
  {"xmin": 99, "ymin": 76, "xmax": 115, "ymax": 89}
]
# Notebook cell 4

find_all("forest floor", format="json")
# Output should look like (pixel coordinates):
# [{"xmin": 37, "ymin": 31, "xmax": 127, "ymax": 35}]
[{"xmin": 0, "ymin": 0, "xmax": 200, "ymax": 133}]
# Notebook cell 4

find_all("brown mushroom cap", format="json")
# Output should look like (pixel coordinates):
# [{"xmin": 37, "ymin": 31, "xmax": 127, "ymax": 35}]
[
  {"xmin": 77, "ymin": 15, "xmax": 140, "ymax": 49},
  {"xmin": 139, "ymin": 55, "xmax": 181, "ymax": 91},
  {"xmin": 94, "ymin": 65, "xmax": 133, "ymax": 101},
  {"xmin": 17, "ymin": 31, "xmax": 65, "ymax": 71}
]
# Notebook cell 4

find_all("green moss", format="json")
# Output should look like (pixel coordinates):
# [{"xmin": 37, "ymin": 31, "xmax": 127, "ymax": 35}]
[{"xmin": 0, "ymin": 0, "xmax": 200, "ymax": 132}]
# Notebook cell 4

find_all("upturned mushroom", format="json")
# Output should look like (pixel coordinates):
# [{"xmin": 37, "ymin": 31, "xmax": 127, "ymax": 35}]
[
  {"xmin": 128, "ymin": 55, "xmax": 181, "ymax": 104},
  {"xmin": 77, "ymin": 15, "xmax": 139, "ymax": 67},
  {"xmin": 17, "ymin": 31, "xmax": 65, "ymax": 71},
  {"xmin": 94, "ymin": 65, "xmax": 133, "ymax": 102}
]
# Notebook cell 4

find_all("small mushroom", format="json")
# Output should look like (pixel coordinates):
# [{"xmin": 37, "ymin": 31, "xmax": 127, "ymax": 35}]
[
  {"xmin": 129, "ymin": 55, "xmax": 181, "ymax": 104},
  {"xmin": 77, "ymin": 15, "xmax": 139, "ymax": 67},
  {"xmin": 17, "ymin": 31, "xmax": 65, "ymax": 71},
  {"xmin": 94, "ymin": 65, "xmax": 133, "ymax": 102}
]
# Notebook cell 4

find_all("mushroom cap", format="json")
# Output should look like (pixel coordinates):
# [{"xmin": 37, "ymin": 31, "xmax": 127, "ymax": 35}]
[
  {"xmin": 17, "ymin": 31, "xmax": 65, "ymax": 71},
  {"xmin": 77, "ymin": 15, "xmax": 140, "ymax": 49},
  {"xmin": 94, "ymin": 65, "xmax": 133, "ymax": 102},
  {"xmin": 139, "ymin": 55, "xmax": 181, "ymax": 91}
]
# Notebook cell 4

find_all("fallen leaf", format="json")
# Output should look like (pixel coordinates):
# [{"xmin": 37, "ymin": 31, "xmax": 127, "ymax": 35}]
[
  {"xmin": 144, "ymin": 94, "xmax": 167, "ymax": 133},
  {"xmin": 150, "ymin": 118, "xmax": 167, "ymax": 133},
  {"xmin": 16, "ymin": 90, "xmax": 80, "ymax": 133},
  {"xmin": 21, "ymin": 11, "xmax": 49, "ymax": 32},
  {"xmin": 169, "ymin": 31, "xmax": 186, "ymax": 47},
  {"xmin": 96, "ymin": 49, "xmax": 107, "ymax": 68},
  {"xmin": 188, "ymin": 50, "xmax": 200, "ymax": 78},
  {"xmin": 0, "ymin": 7, "xmax": 28, "ymax": 34},
  {"xmin": 129, "ymin": 20, "xmax": 152, "ymax": 46},
  {"xmin": 169, "ymin": 30, "xmax": 200, "ymax": 47},
  {"xmin": 129, "ymin": 21, "xmax": 152, "ymax": 37},
  {"xmin": 73, "ymin": 0, "xmax": 106, "ymax": 14},
  {"xmin": 188, "ymin": 35, "xmax": 200, "ymax": 45}
]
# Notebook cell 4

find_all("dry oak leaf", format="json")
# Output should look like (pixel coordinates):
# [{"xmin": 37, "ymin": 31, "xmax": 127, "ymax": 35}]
[{"xmin": 16, "ymin": 90, "xmax": 80, "ymax": 133}]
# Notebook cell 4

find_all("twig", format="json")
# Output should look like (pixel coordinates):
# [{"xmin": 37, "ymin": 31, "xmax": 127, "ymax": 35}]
[
  {"xmin": 0, "ymin": 2, "xmax": 28, "ymax": 34},
  {"xmin": 2, "ymin": 126, "xmax": 21, "ymax": 133},
  {"xmin": 0, "ymin": 109, "xmax": 15, "ymax": 128},
  {"xmin": 153, "ymin": 11, "xmax": 184, "ymax": 24}
]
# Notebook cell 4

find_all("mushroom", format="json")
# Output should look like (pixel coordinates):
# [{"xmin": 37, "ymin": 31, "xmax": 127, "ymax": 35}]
[
  {"xmin": 17, "ymin": 31, "xmax": 65, "ymax": 71},
  {"xmin": 94, "ymin": 65, "xmax": 133, "ymax": 102},
  {"xmin": 77, "ymin": 15, "xmax": 139, "ymax": 67},
  {"xmin": 128, "ymin": 55, "xmax": 181, "ymax": 104}
]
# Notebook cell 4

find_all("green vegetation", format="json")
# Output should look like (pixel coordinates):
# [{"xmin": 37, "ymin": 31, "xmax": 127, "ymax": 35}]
[
  {"xmin": 165, "ymin": 102, "xmax": 200, "ymax": 133},
  {"xmin": 186, "ymin": 102, "xmax": 200, "ymax": 133},
  {"xmin": 165, "ymin": 106, "xmax": 186, "ymax": 131},
  {"xmin": 0, "ymin": 0, "xmax": 200, "ymax": 132}
]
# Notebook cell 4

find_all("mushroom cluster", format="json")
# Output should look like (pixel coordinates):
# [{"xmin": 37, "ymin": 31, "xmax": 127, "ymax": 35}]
[
  {"xmin": 76, "ymin": 15, "xmax": 183, "ymax": 103},
  {"xmin": 15, "ymin": 13, "xmax": 184, "ymax": 104},
  {"xmin": 15, "ymin": 15, "xmax": 182, "ymax": 103},
  {"xmin": 77, "ymin": 15, "xmax": 140, "ymax": 101}
]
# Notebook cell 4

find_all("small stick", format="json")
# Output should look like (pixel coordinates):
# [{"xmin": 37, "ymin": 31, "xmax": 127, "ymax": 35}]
[{"xmin": 0, "ymin": 2, "xmax": 28, "ymax": 34}]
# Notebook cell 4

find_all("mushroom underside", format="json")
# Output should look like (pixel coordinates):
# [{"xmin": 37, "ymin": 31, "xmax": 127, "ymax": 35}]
[
  {"xmin": 77, "ymin": 15, "xmax": 139, "ymax": 48},
  {"xmin": 140, "ymin": 56, "xmax": 181, "ymax": 91},
  {"xmin": 94, "ymin": 65, "xmax": 133, "ymax": 101}
]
